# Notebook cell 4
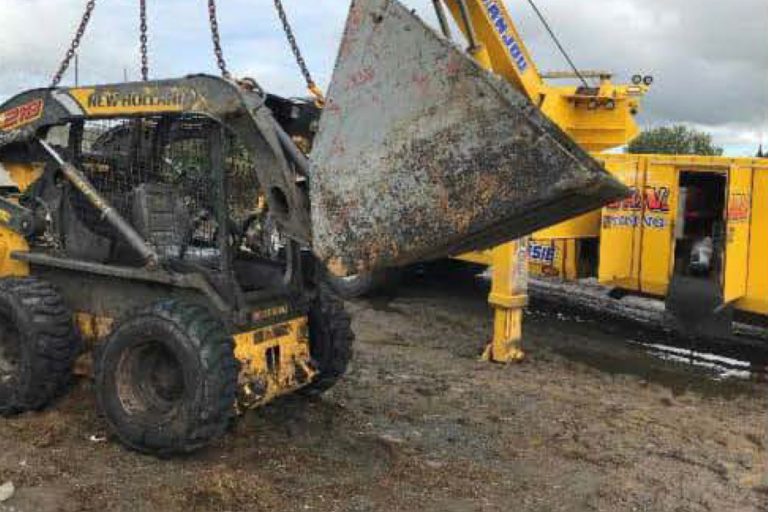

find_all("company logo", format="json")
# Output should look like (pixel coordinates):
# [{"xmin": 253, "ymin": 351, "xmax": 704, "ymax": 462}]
[
  {"xmin": 606, "ymin": 186, "xmax": 670, "ymax": 213},
  {"xmin": 482, "ymin": 0, "xmax": 528, "ymax": 73},
  {"xmin": 69, "ymin": 87, "xmax": 197, "ymax": 116},
  {"xmin": 727, "ymin": 193, "xmax": 750, "ymax": 223},
  {"xmin": 0, "ymin": 99, "xmax": 43, "ymax": 132},
  {"xmin": 604, "ymin": 185, "xmax": 670, "ymax": 230},
  {"xmin": 602, "ymin": 214, "xmax": 666, "ymax": 229},
  {"xmin": 528, "ymin": 243, "xmax": 557, "ymax": 264},
  {"xmin": 251, "ymin": 305, "xmax": 290, "ymax": 324}
]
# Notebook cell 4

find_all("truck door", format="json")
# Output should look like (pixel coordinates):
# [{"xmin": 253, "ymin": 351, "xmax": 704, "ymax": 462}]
[
  {"xmin": 638, "ymin": 162, "xmax": 678, "ymax": 296},
  {"xmin": 598, "ymin": 157, "xmax": 642, "ymax": 290},
  {"xmin": 722, "ymin": 165, "xmax": 753, "ymax": 303}
]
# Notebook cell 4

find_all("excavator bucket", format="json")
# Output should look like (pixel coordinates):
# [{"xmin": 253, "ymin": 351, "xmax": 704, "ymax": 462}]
[{"xmin": 309, "ymin": 0, "xmax": 629, "ymax": 276}]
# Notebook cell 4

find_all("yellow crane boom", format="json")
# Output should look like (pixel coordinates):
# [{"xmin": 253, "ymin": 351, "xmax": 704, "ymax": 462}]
[{"xmin": 440, "ymin": 0, "xmax": 651, "ymax": 151}]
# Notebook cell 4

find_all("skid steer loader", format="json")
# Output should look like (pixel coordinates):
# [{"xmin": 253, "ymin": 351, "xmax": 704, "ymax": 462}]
[{"xmin": 0, "ymin": 0, "xmax": 627, "ymax": 454}]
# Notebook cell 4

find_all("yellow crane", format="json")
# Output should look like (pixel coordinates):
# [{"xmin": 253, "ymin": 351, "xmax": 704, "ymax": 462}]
[
  {"xmin": 437, "ymin": 0, "xmax": 767, "ymax": 347},
  {"xmin": 429, "ymin": 0, "xmax": 651, "ymax": 361}
]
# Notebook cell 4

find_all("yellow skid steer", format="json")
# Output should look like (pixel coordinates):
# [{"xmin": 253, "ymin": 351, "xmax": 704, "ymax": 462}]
[{"xmin": 0, "ymin": 0, "xmax": 627, "ymax": 454}]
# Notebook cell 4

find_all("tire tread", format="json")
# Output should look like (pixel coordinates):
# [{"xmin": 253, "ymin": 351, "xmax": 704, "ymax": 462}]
[{"xmin": 0, "ymin": 277, "xmax": 78, "ymax": 416}]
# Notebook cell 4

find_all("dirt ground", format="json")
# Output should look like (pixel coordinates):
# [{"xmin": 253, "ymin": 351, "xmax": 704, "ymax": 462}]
[{"xmin": 0, "ymin": 270, "xmax": 765, "ymax": 512}]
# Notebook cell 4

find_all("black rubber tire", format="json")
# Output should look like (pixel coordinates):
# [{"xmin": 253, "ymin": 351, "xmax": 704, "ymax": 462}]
[
  {"xmin": 299, "ymin": 285, "xmax": 354, "ymax": 396},
  {"xmin": 0, "ymin": 277, "xmax": 79, "ymax": 416},
  {"xmin": 95, "ymin": 300, "xmax": 238, "ymax": 455}
]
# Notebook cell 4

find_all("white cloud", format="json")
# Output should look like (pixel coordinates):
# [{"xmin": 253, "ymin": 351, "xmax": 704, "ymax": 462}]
[{"xmin": 0, "ymin": 0, "xmax": 766, "ymax": 151}]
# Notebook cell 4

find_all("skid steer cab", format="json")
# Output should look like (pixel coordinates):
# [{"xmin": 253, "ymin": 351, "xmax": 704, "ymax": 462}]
[{"xmin": 0, "ymin": 75, "xmax": 352, "ymax": 455}]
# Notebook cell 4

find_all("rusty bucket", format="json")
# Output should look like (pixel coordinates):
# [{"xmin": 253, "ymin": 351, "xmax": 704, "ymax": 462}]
[{"xmin": 309, "ymin": 0, "xmax": 629, "ymax": 276}]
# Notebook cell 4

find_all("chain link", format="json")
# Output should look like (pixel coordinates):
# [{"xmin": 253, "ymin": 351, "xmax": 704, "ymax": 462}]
[
  {"xmin": 51, "ymin": 0, "xmax": 97, "ymax": 87},
  {"xmin": 207, "ymin": 0, "xmax": 231, "ymax": 79},
  {"xmin": 273, "ymin": 0, "xmax": 324, "ymax": 105},
  {"xmin": 273, "ymin": 0, "xmax": 312, "ymax": 89},
  {"xmin": 140, "ymin": 0, "xmax": 149, "ymax": 81}
]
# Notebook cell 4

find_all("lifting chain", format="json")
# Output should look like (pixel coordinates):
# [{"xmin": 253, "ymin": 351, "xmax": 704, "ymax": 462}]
[
  {"xmin": 207, "ymin": 0, "xmax": 231, "ymax": 79},
  {"xmin": 273, "ymin": 0, "xmax": 325, "ymax": 106},
  {"xmin": 139, "ymin": 0, "xmax": 149, "ymax": 81},
  {"xmin": 50, "ymin": 0, "xmax": 97, "ymax": 87}
]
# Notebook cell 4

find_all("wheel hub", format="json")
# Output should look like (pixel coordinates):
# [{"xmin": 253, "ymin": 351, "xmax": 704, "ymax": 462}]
[{"xmin": 116, "ymin": 341, "xmax": 185, "ymax": 417}]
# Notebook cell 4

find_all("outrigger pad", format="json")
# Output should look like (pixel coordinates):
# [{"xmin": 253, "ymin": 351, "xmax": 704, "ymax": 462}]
[{"xmin": 309, "ymin": 0, "xmax": 629, "ymax": 276}]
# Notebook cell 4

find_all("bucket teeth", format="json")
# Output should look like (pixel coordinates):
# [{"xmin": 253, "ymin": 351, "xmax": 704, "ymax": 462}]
[{"xmin": 309, "ymin": 0, "xmax": 629, "ymax": 276}]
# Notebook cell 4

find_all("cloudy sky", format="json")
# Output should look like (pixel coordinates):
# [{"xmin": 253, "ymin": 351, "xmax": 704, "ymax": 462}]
[{"xmin": 1, "ymin": 0, "xmax": 766, "ymax": 155}]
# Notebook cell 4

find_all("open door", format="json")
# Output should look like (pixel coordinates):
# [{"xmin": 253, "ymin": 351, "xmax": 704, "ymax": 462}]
[
  {"xmin": 665, "ymin": 169, "xmax": 731, "ymax": 337},
  {"xmin": 638, "ymin": 162, "xmax": 678, "ymax": 296},
  {"xmin": 722, "ymin": 165, "xmax": 753, "ymax": 303},
  {"xmin": 598, "ymin": 158, "xmax": 642, "ymax": 290}
]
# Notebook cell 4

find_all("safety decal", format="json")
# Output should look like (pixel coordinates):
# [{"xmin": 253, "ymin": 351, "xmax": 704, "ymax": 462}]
[{"xmin": 0, "ymin": 99, "xmax": 44, "ymax": 132}]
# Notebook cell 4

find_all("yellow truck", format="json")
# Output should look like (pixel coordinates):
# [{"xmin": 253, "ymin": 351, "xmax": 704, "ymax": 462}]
[
  {"xmin": 429, "ymin": 0, "xmax": 766, "ymax": 344},
  {"xmin": 533, "ymin": 154, "xmax": 768, "ymax": 327}
]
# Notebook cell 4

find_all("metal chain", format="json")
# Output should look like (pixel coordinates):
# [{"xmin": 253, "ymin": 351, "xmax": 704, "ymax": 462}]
[
  {"xmin": 207, "ymin": 0, "xmax": 231, "ymax": 79},
  {"xmin": 273, "ymin": 0, "xmax": 325, "ymax": 105},
  {"xmin": 51, "ymin": 0, "xmax": 97, "ymax": 87},
  {"xmin": 140, "ymin": 0, "xmax": 149, "ymax": 81}
]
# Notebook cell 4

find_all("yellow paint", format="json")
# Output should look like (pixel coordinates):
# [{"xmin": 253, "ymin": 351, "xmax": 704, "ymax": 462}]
[
  {"xmin": 534, "ymin": 211, "xmax": 601, "ymax": 240},
  {"xmin": 481, "ymin": 240, "xmax": 527, "ymax": 363},
  {"xmin": 75, "ymin": 313, "xmax": 114, "ymax": 342},
  {"xmin": 597, "ymin": 156, "xmax": 644, "ymax": 290},
  {"xmin": 547, "ymin": 84, "xmax": 644, "ymax": 152},
  {"xmin": 737, "ymin": 170, "xmax": 768, "ymax": 315},
  {"xmin": 527, "ymin": 239, "xmax": 579, "ymax": 280},
  {"xmin": 0, "ymin": 162, "xmax": 39, "ymax": 277},
  {"xmin": 555, "ymin": 239, "xmax": 580, "ymax": 280},
  {"xmin": 0, "ymin": 225, "xmax": 29, "ymax": 277},
  {"xmin": 443, "ymin": 0, "xmax": 541, "ymax": 102},
  {"xmin": 637, "ymin": 162, "xmax": 678, "ymax": 296},
  {"xmin": 442, "ymin": 0, "xmax": 649, "ymax": 152},
  {"xmin": 456, "ymin": 249, "xmax": 493, "ymax": 266},
  {"xmin": 722, "ymin": 166, "xmax": 753, "ymax": 303},
  {"xmin": 233, "ymin": 316, "xmax": 315, "ymax": 408},
  {"xmin": 3, "ymin": 162, "xmax": 44, "ymax": 192},
  {"xmin": 68, "ymin": 87, "xmax": 188, "ymax": 116}
]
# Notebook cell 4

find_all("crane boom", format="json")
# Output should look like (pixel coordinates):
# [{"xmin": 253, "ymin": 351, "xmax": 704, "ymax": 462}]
[
  {"xmin": 440, "ymin": 0, "xmax": 651, "ymax": 152},
  {"xmin": 443, "ymin": 0, "xmax": 543, "ymax": 103}
]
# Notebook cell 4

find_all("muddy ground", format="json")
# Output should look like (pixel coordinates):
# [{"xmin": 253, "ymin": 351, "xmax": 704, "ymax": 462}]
[{"xmin": 0, "ymin": 269, "xmax": 765, "ymax": 512}]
